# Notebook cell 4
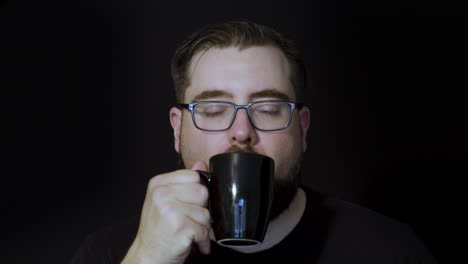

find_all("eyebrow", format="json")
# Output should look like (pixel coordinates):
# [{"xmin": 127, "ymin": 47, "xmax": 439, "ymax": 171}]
[
  {"xmin": 191, "ymin": 90, "xmax": 233, "ymax": 103},
  {"xmin": 249, "ymin": 89, "xmax": 291, "ymax": 101},
  {"xmin": 190, "ymin": 88, "xmax": 291, "ymax": 103}
]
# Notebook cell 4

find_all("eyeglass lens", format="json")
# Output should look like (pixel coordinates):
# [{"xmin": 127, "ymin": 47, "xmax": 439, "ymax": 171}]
[{"xmin": 192, "ymin": 102, "xmax": 292, "ymax": 131}]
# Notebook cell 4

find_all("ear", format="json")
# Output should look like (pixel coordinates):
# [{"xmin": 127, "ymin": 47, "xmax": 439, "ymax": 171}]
[
  {"xmin": 169, "ymin": 107, "xmax": 182, "ymax": 153},
  {"xmin": 298, "ymin": 106, "xmax": 310, "ymax": 152}
]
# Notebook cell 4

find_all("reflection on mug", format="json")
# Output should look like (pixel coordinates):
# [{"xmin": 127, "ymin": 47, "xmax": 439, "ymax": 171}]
[{"xmin": 233, "ymin": 198, "xmax": 246, "ymax": 238}]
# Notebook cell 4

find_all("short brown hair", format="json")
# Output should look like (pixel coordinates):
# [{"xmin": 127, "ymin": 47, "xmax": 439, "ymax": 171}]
[{"xmin": 170, "ymin": 20, "xmax": 306, "ymax": 103}]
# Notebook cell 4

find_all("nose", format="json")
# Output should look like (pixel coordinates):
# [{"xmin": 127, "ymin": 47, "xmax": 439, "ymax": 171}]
[{"xmin": 227, "ymin": 108, "xmax": 258, "ymax": 146}]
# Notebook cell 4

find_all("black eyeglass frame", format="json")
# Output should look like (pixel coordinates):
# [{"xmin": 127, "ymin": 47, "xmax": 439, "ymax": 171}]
[{"xmin": 177, "ymin": 100, "xmax": 304, "ymax": 132}]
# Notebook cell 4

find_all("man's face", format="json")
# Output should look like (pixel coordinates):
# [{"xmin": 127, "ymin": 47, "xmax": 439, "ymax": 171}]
[{"xmin": 170, "ymin": 46, "xmax": 309, "ymax": 217}]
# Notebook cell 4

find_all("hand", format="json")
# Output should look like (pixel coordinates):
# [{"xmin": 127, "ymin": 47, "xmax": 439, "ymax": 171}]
[{"xmin": 122, "ymin": 161, "xmax": 211, "ymax": 264}]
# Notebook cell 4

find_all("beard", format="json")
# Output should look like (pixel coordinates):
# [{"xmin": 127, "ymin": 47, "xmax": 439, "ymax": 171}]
[{"xmin": 178, "ymin": 144, "xmax": 303, "ymax": 221}]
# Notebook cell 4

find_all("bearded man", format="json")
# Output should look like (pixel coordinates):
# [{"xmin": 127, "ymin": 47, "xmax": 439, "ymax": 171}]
[{"xmin": 71, "ymin": 20, "xmax": 437, "ymax": 264}]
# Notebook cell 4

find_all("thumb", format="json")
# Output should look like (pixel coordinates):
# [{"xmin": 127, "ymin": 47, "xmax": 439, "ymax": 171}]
[{"xmin": 191, "ymin": 160, "xmax": 208, "ymax": 171}]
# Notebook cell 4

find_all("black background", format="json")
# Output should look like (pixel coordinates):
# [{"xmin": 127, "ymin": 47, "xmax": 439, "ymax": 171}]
[{"xmin": 1, "ymin": 1, "xmax": 466, "ymax": 263}]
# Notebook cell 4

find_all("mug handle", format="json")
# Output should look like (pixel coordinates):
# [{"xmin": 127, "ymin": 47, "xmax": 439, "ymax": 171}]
[
  {"xmin": 196, "ymin": 170, "xmax": 211, "ymax": 186},
  {"xmin": 196, "ymin": 170, "xmax": 213, "ymax": 224}
]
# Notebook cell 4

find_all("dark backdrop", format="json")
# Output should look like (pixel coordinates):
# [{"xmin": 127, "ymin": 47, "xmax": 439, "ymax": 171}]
[{"xmin": 1, "ymin": 1, "xmax": 466, "ymax": 263}]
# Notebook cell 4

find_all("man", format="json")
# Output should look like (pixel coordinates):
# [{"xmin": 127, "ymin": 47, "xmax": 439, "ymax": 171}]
[{"xmin": 71, "ymin": 20, "xmax": 438, "ymax": 264}]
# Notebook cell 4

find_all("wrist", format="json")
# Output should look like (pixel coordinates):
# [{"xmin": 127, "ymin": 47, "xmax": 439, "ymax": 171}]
[{"xmin": 121, "ymin": 240, "xmax": 154, "ymax": 264}]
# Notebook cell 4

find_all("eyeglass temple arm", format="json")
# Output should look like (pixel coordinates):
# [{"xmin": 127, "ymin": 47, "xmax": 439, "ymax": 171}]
[{"xmin": 177, "ymin": 104, "xmax": 190, "ymax": 109}]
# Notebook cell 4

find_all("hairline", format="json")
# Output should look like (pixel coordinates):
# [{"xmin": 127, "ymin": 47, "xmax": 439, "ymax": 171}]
[{"xmin": 182, "ymin": 43, "xmax": 297, "ymax": 103}]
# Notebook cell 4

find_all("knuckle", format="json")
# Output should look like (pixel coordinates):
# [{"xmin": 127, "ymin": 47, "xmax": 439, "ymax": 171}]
[
  {"xmin": 148, "ymin": 176, "xmax": 160, "ymax": 188},
  {"xmin": 179, "ymin": 236, "xmax": 192, "ymax": 249},
  {"xmin": 192, "ymin": 172, "xmax": 202, "ymax": 182},
  {"xmin": 160, "ymin": 202, "xmax": 177, "ymax": 216},
  {"xmin": 170, "ymin": 214, "xmax": 185, "ymax": 233},
  {"xmin": 197, "ymin": 184, "xmax": 209, "ymax": 202},
  {"xmin": 182, "ymin": 170, "xmax": 200, "ymax": 182},
  {"xmin": 149, "ymin": 173, "xmax": 168, "ymax": 187},
  {"xmin": 195, "ymin": 226, "xmax": 209, "ymax": 241},
  {"xmin": 152, "ymin": 186, "xmax": 169, "ymax": 204},
  {"xmin": 200, "ymin": 207, "xmax": 211, "ymax": 223}
]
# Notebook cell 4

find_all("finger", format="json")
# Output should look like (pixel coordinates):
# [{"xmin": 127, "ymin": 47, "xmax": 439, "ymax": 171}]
[
  {"xmin": 196, "ymin": 231, "xmax": 211, "ymax": 255},
  {"xmin": 162, "ymin": 206, "xmax": 211, "ymax": 256},
  {"xmin": 160, "ymin": 201, "xmax": 211, "ymax": 230},
  {"xmin": 149, "ymin": 170, "xmax": 200, "ymax": 188},
  {"xmin": 209, "ymin": 228, "xmax": 216, "ymax": 242},
  {"xmin": 191, "ymin": 160, "xmax": 208, "ymax": 171},
  {"xmin": 183, "ymin": 217, "xmax": 211, "ymax": 255},
  {"xmin": 152, "ymin": 183, "xmax": 209, "ymax": 206}
]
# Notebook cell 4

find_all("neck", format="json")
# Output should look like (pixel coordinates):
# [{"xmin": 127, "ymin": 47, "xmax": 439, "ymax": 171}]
[{"xmin": 222, "ymin": 187, "xmax": 306, "ymax": 253}]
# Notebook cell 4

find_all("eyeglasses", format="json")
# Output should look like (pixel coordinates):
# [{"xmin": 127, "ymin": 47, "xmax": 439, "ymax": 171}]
[{"xmin": 178, "ymin": 100, "xmax": 303, "ymax": 131}]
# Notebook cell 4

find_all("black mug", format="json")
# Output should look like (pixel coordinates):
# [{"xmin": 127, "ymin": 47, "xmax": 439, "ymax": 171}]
[{"xmin": 198, "ymin": 152, "xmax": 274, "ymax": 246}]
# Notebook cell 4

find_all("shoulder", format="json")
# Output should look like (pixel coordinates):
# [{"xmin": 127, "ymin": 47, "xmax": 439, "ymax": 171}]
[
  {"xmin": 300, "ymin": 186, "xmax": 438, "ymax": 263},
  {"xmin": 70, "ymin": 215, "xmax": 140, "ymax": 264},
  {"xmin": 301, "ymin": 185, "xmax": 411, "ymax": 235}
]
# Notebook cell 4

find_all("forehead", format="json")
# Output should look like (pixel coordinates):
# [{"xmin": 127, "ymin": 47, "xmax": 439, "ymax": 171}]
[{"xmin": 185, "ymin": 46, "xmax": 295, "ymax": 102}]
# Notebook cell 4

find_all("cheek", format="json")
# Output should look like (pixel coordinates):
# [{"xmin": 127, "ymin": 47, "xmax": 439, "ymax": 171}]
[
  {"xmin": 180, "ymin": 124, "xmax": 226, "ymax": 168},
  {"xmin": 262, "ymin": 129, "xmax": 302, "ymax": 177},
  {"xmin": 180, "ymin": 130, "xmax": 204, "ymax": 167}
]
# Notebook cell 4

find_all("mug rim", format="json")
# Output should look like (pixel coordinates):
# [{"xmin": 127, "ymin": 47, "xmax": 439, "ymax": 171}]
[
  {"xmin": 217, "ymin": 238, "xmax": 261, "ymax": 247},
  {"xmin": 211, "ymin": 151, "xmax": 273, "ymax": 161}
]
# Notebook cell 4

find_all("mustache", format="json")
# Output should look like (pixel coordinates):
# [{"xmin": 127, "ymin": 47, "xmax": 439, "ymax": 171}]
[{"xmin": 225, "ymin": 145, "xmax": 255, "ymax": 153}]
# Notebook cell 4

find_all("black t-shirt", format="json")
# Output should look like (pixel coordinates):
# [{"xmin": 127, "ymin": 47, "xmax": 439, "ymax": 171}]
[{"xmin": 70, "ymin": 186, "xmax": 438, "ymax": 263}]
